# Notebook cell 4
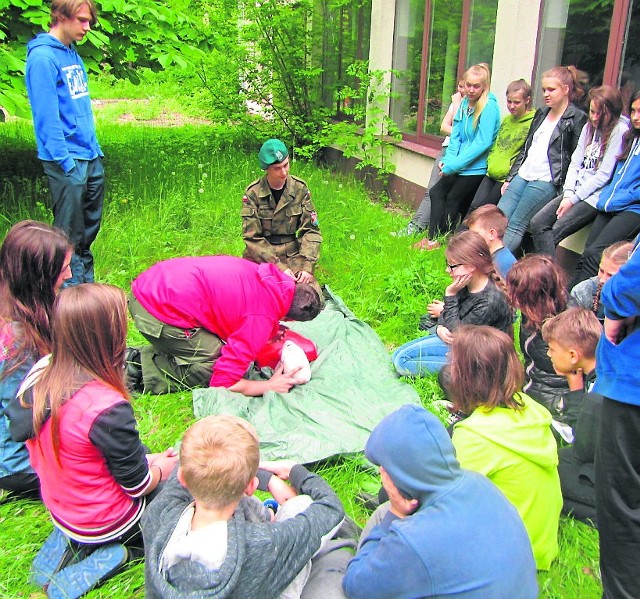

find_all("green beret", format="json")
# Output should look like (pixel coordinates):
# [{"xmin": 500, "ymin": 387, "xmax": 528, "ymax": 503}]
[{"xmin": 258, "ymin": 139, "xmax": 289, "ymax": 170}]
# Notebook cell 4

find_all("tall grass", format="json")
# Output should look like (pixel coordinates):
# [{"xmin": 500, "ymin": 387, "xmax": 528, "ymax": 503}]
[{"xmin": 0, "ymin": 118, "xmax": 600, "ymax": 597}]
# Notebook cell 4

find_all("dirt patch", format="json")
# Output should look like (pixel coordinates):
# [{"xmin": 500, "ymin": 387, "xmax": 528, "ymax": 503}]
[{"xmin": 92, "ymin": 98, "xmax": 210, "ymax": 127}]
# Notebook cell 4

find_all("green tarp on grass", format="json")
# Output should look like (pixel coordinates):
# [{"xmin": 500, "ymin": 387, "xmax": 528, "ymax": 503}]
[{"xmin": 192, "ymin": 287, "xmax": 420, "ymax": 464}]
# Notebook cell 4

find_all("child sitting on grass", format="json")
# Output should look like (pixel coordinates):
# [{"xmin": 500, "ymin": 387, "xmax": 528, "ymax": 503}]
[
  {"xmin": 542, "ymin": 308, "xmax": 604, "ymax": 526},
  {"xmin": 446, "ymin": 325, "xmax": 562, "ymax": 570},
  {"xmin": 142, "ymin": 414, "xmax": 352, "ymax": 598},
  {"xmin": 343, "ymin": 405, "xmax": 538, "ymax": 598},
  {"xmin": 569, "ymin": 240, "xmax": 633, "ymax": 324},
  {"xmin": 393, "ymin": 230, "xmax": 512, "ymax": 375},
  {"xmin": 464, "ymin": 204, "xmax": 517, "ymax": 279},
  {"xmin": 8, "ymin": 284, "xmax": 177, "ymax": 599}
]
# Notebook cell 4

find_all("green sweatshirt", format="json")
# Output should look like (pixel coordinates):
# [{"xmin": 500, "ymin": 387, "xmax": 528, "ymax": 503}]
[
  {"xmin": 452, "ymin": 392, "xmax": 562, "ymax": 570},
  {"xmin": 486, "ymin": 110, "xmax": 535, "ymax": 182}
]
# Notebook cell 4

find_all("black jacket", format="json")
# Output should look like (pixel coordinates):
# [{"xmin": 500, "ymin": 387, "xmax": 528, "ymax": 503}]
[
  {"xmin": 508, "ymin": 104, "xmax": 587, "ymax": 188},
  {"xmin": 520, "ymin": 326, "xmax": 569, "ymax": 417}
]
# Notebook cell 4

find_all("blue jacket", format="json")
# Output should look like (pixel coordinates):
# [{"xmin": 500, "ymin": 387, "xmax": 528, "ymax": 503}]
[
  {"xmin": 0, "ymin": 323, "xmax": 36, "ymax": 480},
  {"xmin": 595, "ymin": 237, "xmax": 640, "ymax": 406},
  {"xmin": 343, "ymin": 405, "xmax": 538, "ymax": 599},
  {"xmin": 596, "ymin": 137, "xmax": 640, "ymax": 214},
  {"xmin": 25, "ymin": 33, "xmax": 102, "ymax": 174},
  {"xmin": 441, "ymin": 92, "xmax": 501, "ymax": 176}
]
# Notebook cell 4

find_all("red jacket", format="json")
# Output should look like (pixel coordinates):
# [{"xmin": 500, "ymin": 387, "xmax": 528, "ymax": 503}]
[
  {"xmin": 27, "ymin": 380, "xmax": 150, "ymax": 543},
  {"xmin": 131, "ymin": 256, "xmax": 296, "ymax": 387}
]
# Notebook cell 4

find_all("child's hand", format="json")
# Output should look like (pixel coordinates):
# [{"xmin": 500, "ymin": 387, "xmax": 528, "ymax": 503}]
[
  {"xmin": 445, "ymin": 273, "xmax": 472, "ymax": 296},
  {"xmin": 267, "ymin": 363, "xmax": 302, "ymax": 393},
  {"xmin": 148, "ymin": 448, "xmax": 179, "ymax": 481},
  {"xmin": 556, "ymin": 198, "xmax": 574, "ymax": 219},
  {"xmin": 259, "ymin": 460, "xmax": 298, "ymax": 481},
  {"xmin": 267, "ymin": 474, "xmax": 298, "ymax": 504},
  {"xmin": 427, "ymin": 300, "xmax": 444, "ymax": 319},
  {"xmin": 436, "ymin": 325, "xmax": 453, "ymax": 344},
  {"xmin": 566, "ymin": 368, "xmax": 584, "ymax": 392}
]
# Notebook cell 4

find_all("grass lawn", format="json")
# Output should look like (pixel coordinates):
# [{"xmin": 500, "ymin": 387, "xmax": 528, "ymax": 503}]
[{"xmin": 0, "ymin": 110, "xmax": 601, "ymax": 597}]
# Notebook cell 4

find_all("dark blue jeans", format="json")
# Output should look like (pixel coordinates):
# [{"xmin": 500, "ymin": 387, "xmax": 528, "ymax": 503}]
[
  {"xmin": 528, "ymin": 196, "xmax": 598, "ymax": 256},
  {"xmin": 42, "ymin": 157, "xmax": 104, "ymax": 285}
]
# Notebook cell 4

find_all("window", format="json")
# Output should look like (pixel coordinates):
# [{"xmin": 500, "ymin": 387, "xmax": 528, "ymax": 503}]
[
  {"xmin": 533, "ymin": 0, "xmax": 639, "ymax": 112},
  {"xmin": 389, "ymin": 0, "xmax": 498, "ymax": 144}
]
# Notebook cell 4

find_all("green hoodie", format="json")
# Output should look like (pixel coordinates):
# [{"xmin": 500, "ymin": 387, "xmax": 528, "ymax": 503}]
[
  {"xmin": 486, "ymin": 110, "xmax": 535, "ymax": 182},
  {"xmin": 452, "ymin": 392, "xmax": 561, "ymax": 570}
]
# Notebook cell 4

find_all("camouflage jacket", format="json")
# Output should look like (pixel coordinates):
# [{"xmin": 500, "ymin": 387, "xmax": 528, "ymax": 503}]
[{"xmin": 241, "ymin": 175, "xmax": 322, "ymax": 273}]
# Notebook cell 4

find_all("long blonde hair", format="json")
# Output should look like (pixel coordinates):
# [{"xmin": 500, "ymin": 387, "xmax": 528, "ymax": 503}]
[{"xmin": 465, "ymin": 63, "xmax": 491, "ymax": 128}]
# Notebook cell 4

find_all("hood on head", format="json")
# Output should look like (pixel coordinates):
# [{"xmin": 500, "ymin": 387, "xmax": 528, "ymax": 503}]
[{"xmin": 366, "ymin": 404, "xmax": 462, "ymax": 501}]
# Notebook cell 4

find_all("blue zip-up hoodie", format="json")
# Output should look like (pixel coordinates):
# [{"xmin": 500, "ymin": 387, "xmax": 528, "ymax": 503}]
[
  {"xmin": 441, "ymin": 92, "xmax": 501, "ymax": 176},
  {"xmin": 343, "ymin": 405, "xmax": 538, "ymax": 599},
  {"xmin": 595, "ymin": 237, "xmax": 640, "ymax": 406},
  {"xmin": 596, "ymin": 137, "xmax": 640, "ymax": 214},
  {"xmin": 25, "ymin": 33, "xmax": 102, "ymax": 174}
]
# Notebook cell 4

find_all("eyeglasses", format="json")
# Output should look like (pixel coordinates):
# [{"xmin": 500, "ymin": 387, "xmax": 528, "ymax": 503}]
[{"xmin": 446, "ymin": 263, "xmax": 462, "ymax": 271}]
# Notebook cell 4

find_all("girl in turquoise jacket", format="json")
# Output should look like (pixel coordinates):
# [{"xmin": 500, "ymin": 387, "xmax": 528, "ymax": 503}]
[{"xmin": 421, "ymin": 64, "xmax": 501, "ymax": 249}]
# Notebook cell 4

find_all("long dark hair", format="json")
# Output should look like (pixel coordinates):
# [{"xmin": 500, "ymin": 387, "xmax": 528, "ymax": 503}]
[
  {"xmin": 0, "ymin": 221, "xmax": 71, "ymax": 376},
  {"xmin": 619, "ymin": 89, "xmax": 640, "ymax": 161},
  {"xmin": 584, "ymin": 85, "xmax": 623, "ymax": 164}
]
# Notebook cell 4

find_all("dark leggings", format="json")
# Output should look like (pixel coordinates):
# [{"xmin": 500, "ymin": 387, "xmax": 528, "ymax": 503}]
[
  {"xmin": 428, "ymin": 174, "xmax": 485, "ymax": 239},
  {"xmin": 0, "ymin": 471, "xmax": 40, "ymax": 498},
  {"xmin": 569, "ymin": 211, "xmax": 640, "ymax": 289},
  {"xmin": 596, "ymin": 398, "xmax": 640, "ymax": 599},
  {"xmin": 467, "ymin": 176, "xmax": 503, "ymax": 214}
]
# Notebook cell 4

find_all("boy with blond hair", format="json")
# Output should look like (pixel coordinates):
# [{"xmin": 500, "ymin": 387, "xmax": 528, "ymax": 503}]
[
  {"xmin": 142, "ymin": 415, "xmax": 349, "ymax": 598},
  {"xmin": 542, "ymin": 307, "xmax": 603, "ymax": 525},
  {"xmin": 464, "ymin": 205, "xmax": 516, "ymax": 279}
]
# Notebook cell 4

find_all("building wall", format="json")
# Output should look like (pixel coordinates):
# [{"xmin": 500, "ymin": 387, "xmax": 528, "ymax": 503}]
[{"xmin": 366, "ymin": 0, "xmax": 544, "ymax": 208}]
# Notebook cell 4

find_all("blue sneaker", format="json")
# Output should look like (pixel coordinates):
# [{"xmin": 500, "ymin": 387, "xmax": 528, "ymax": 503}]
[
  {"xmin": 30, "ymin": 527, "xmax": 72, "ymax": 587},
  {"xmin": 263, "ymin": 498, "xmax": 279, "ymax": 514},
  {"xmin": 46, "ymin": 543, "xmax": 128, "ymax": 599}
]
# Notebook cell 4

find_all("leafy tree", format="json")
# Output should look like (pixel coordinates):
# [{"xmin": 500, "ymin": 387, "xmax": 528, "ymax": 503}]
[{"xmin": 0, "ymin": 0, "xmax": 208, "ymax": 117}]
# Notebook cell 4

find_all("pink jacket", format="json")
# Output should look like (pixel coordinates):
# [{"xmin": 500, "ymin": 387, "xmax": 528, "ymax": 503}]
[{"xmin": 132, "ymin": 256, "xmax": 296, "ymax": 387}]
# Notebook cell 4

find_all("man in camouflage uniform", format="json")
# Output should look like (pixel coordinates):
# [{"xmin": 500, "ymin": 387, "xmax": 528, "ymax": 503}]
[{"xmin": 242, "ymin": 139, "xmax": 322, "ymax": 284}]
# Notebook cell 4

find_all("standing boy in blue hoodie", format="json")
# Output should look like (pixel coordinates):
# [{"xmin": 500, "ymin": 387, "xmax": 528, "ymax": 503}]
[
  {"xmin": 594, "ymin": 235, "xmax": 640, "ymax": 598},
  {"xmin": 343, "ymin": 405, "xmax": 538, "ymax": 599},
  {"xmin": 25, "ymin": 0, "xmax": 104, "ymax": 286}
]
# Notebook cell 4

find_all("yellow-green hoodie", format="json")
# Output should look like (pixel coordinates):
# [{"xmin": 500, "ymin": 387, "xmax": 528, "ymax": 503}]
[{"xmin": 452, "ymin": 392, "xmax": 561, "ymax": 570}]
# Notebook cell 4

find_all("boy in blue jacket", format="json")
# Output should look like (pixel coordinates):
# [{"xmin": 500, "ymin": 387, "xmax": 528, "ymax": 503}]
[
  {"xmin": 343, "ymin": 405, "xmax": 538, "ymax": 599},
  {"xmin": 25, "ymin": 0, "xmax": 104, "ymax": 286}
]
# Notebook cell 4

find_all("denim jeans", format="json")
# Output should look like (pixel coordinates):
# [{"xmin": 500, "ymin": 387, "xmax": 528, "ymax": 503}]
[
  {"xmin": 392, "ymin": 334, "xmax": 449, "ymax": 376},
  {"xmin": 497, "ymin": 175, "xmax": 557, "ymax": 252},
  {"xmin": 42, "ymin": 157, "xmax": 104, "ymax": 285},
  {"xmin": 529, "ymin": 196, "xmax": 598, "ymax": 255}
]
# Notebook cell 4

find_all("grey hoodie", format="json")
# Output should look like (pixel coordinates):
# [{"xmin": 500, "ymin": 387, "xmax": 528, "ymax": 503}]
[{"xmin": 142, "ymin": 466, "xmax": 344, "ymax": 598}]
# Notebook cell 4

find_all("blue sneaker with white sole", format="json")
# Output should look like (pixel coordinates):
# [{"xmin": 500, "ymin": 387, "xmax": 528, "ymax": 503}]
[
  {"xmin": 30, "ymin": 527, "xmax": 72, "ymax": 587},
  {"xmin": 46, "ymin": 543, "xmax": 128, "ymax": 599}
]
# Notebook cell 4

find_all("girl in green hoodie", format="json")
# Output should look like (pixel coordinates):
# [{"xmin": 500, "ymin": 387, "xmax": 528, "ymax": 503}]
[{"xmin": 447, "ymin": 324, "xmax": 562, "ymax": 570}]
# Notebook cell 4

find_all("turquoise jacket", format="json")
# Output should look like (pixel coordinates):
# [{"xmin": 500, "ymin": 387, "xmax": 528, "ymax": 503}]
[{"xmin": 441, "ymin": 92, "xmax": 501, "ymax": 176}]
